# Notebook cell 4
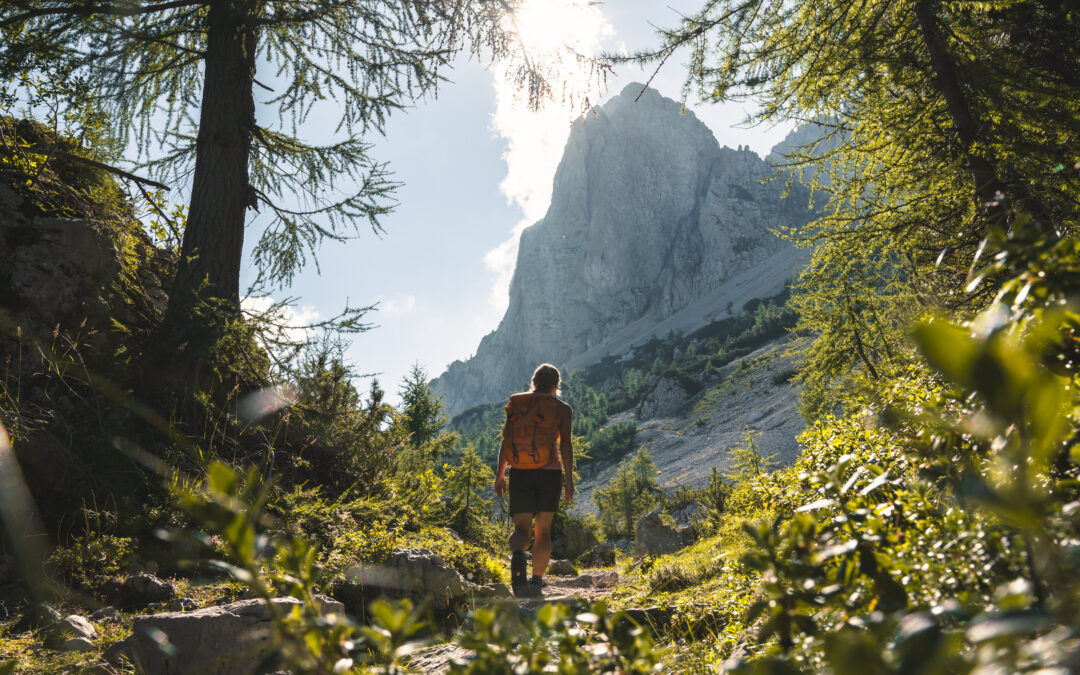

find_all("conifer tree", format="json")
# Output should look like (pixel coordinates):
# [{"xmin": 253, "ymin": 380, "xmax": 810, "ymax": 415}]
[
  {"xmin": 444, "ymin": 443, "xmax": 494, "ymax": 543},
  {"xmin": 593, "ymin": 446, "xmax": 660, "ymax": 539},
  {"xmin": 0, "ymin": 1, "xmax": 562, "ymax": 375},
  {"xmin": 395, "ymin": 362, "xmax": 456, "ymax": 466},
  {"xmin": 722, "ymin": 426, "xmax": 777, "ymax": 484}
]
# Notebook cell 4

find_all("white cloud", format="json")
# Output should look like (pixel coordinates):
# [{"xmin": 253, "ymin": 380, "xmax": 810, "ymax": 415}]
[
  {"xmin": 380, "ymin": 294, "xmax": 417, "ymax": 316},
  {"xmin": 241, "ymin": 295, "xmax": 321, "ymax": 346},
  {"xmin": 485, "ymin": 0, "xmax": 615, "ymax": 313}
]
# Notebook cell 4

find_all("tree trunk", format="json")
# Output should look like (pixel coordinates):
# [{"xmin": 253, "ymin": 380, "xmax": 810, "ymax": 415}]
[
  {"xmin": 913, "ymin": 0, "xmax": 1007, "ymax": 219},
  {"xmin": 163, "ymin": 0, "xmax": 258, "ymax": 343}
]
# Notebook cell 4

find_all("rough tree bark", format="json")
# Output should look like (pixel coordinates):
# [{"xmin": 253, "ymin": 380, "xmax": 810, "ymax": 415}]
[
  {"xmin": 162, "ymin": 0, "xmax": 258, "ymax": 341},
  {"xmin": 913, "ymin": 0, "xmax": 1007, "ymax": 218}
]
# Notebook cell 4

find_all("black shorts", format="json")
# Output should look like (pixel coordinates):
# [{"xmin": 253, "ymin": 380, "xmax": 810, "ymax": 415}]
[{"xmin": 508, "ymin": 469, "xmax": 562, "ymax": 515}]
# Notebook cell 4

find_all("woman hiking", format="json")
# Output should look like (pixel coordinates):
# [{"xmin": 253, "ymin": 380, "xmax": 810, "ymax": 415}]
[{"xmin": 493, "ymin": 363, "xmax": 574, "ymax": 598}]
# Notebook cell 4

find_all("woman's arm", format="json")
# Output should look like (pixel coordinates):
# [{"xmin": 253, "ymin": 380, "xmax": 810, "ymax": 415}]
[{"xmin": 559, "ymin": 405, "xmax": 574, "ymax": 502}]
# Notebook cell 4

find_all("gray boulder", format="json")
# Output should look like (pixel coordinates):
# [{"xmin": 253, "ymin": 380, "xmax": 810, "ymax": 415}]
[
  {"xmin": 168, "ymin": 597, "xmax": 198, "ymax": 612},
  {"xmin": 13, "ymin": 602, "xmax": 61, "ymax": 632},
  {"xmin": 551, "ymin": 517, "xmax": 599, "ymax": 561},
  {"xmin": 547, "ymin": 559, "xmax": 578, "ymax": 577},
  {"xmin": 633, "ymin": 509, "xmax": 695, "ymax": 557},
  {"xmin": 579, "ymin": 542, "xmax": 617, "ymax": 568},
  {"xmin": 107, "ymin": 573, "xmax": 177, "ymax": 607},
  {"xmin": 562, "ymin": 570, "xmax": 619, "ymax": 589},
  {"xmin": 104, "ymin": 595, "xmax": 343, "ymax": 675},
  {"xmin": 88, "ymin": 606, "xmax": 122, "ymax": 623},
  {"xmin": 43, "ymin": 614, "xmax": 97, "ymax": 649},
  {"xmin": 671, "ymin": 502, "xmax": 702, "ymax": 528},
  {"xmin": 342, "ymin": 548, "xmax": 472, "ymax": 608},
  {"xmin": 59, "ymin": 637, "xmax": 95, "ymax": 653}
]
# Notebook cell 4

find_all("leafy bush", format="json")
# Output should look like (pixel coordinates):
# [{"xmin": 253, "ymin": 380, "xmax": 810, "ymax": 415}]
[
  {"xmin": 583, "ymin": 421, "xmax": 638, "ymax": 466},
  {"xmin": 403, "ymin": 527, "xmax": 505, "ymax": 586},
  {"xmin": 452, "ymin": 601, "xmax": 666, "ymax": 673},
  {"xmin": 47, "ymin": 534, "xmax": 134, "ymax": 591}
]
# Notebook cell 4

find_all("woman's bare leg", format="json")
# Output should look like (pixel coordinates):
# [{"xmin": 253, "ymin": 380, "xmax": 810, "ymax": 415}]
[{"xmin": 531, "ymin": 511, "xmax": 555, "ymax": 577}]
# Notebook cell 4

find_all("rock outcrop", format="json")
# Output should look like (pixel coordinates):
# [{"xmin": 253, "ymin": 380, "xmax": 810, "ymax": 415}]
[
  {"xmin": 433, "ymin": 84, "xmax": 811, "ymax": 415},
  {"xmin": 633, "ymin": 509, "xmax": 695, "ymax": 558},
  {"xmin": 332, "ymin": 548, "xmax": 493, "ymax": 618},
  {"xmin": 105, "ymin": 596, "xmax": 344, "ymax": 675}
]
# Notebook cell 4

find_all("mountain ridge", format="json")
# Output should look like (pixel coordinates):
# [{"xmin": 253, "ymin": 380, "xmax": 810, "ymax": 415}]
[{"xmin": 433, "ymin": 83, "xmax": 813, "ymax": 415}]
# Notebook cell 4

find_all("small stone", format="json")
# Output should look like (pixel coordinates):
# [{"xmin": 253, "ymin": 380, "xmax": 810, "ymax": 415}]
[
  {"xmin": 148, "ymin": 602, "xmax": 166, "ymax": 612},
  {"xmin": 121, "ymin": 573, "xmax": 176, "ymax": 604},
  {"xmin": 563, "ymin": 570, "xmax": 619, "ymax": 589},
  {"xmin": 547, "ymin": 559, "xmax": 578, "ymax": 577},
  {"xmin": 63, "ymin": 614, "xmax": 98, "ymax": 639},
  {"xmin": 88, "ymin": 606, "xmax": 121, "ymax": 623},
  {"xmin": 168, "ymin": 597, "xmax": 198, "ymax": 612},
  {"xmin": 478, "ymin": 583, "xmax": 512, "ymax": 599},
  {"xmin": 43, "ymin": 614, "xmax": 97, "ymax": 649},
  {"xmin": 634, "ymin": 509, "xmax": 695, "ymax": 558},
  {"xmin": 580, "ymin": 542, "xmax": 617, "ymax": 568},
  {"xmin": 13, "ymin": 602, "xmax": 61, "ymax": 632},
  {"xmin": 59, "ymin": 637, "xmax": 95, "ymax": 652}
]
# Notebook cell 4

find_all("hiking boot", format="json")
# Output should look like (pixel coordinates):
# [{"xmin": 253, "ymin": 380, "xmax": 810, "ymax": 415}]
[
  {"xmin": 511, "ymin": 550, "xmax": 528, "ymax": 597},
  {"xmin": 526, "ymin": 576, "xmax": 545, "ymax": 598}
]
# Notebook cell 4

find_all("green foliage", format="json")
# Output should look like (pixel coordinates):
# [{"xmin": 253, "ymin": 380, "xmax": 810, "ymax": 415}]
[
  {"xmin": 452, "ymin": 601, "xmax": 666, "ymax": 673},
  {"xmin": 288, "ymin": 342, "xmax": 398, "ymax": 494},
  {"xmin": 698, "ymin": 467, "xmax": 731, "ymax": 532},
  {"xmin": 630, "ymin": 215, "xmax": 1080, "ymax": 671},
  {"xmin": 593, "ymin": 447, "xmax": 661, "ymax": 540},
  {"xmin": 629, "ymin": 0, "xmax": 1079, "ymax": 417},
  {"xmin": 723, "ymin": 427, "xmax": 778, "ymax": 483},
  {"xmin": 46, "ymin": 534, "xmax": 133, "ymax": 591},
  {"xmin": 177, "ymin": 460, "xmax": 669, "ymax": 672},
  {"xmin": 0, "ymin": 1, "xmax": 549, "ymax": 289},
  {"xmin": 584, "ymin": 421, "xmax": 639, "ymax": 466},
  {"xmin": 444, "ymin": 444, "xmax": 496, "ymax": 545},
  {"xmin": 395, "ymin": 362, "xmax": 457, "ymax": 469}
]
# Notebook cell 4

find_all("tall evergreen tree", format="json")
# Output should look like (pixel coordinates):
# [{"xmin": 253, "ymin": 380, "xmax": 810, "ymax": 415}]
[
  {"xmin": 444, "ymin": 443, "xmax": 494, "ymax": 543},
  {"xmin": 722, "ymin": 427, "xmax": 777, "ymax": 483},
  {"xmin": 593, "ymin": 446, "xmax": 660, "ymax": 540},
  {"xmin": 0, "ymin": 1, "xmax": 556, "ymax": 376},
  {"xmin": 395, "ymin": 362, "xmax": 455, "ymax": 465}
]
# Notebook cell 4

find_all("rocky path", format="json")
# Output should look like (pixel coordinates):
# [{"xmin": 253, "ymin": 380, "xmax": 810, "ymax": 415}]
[{"xmin": 407, "ymin": 569, "xmax": 621, "ymax": 673}]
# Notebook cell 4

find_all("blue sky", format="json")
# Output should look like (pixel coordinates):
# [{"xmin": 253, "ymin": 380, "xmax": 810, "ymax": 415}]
[{"xmin": 238, "ymin": 0, "xmax": 795, "ymax": 406}]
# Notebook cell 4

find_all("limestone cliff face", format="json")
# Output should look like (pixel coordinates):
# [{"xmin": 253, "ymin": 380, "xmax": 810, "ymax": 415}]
[{"xmin": 433, "ymin": 84, "xmax": 811, "ymax": 415}]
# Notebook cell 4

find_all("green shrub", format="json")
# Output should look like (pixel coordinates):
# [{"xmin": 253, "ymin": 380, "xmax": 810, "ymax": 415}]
[
  {"xmin": 47, "ymin": 534, "xmax": 134, "ymax": 591},
  {"xmin": 403, "ymin": 527, "xmax": 505, "ymax": 586},
  {"xmin": 583, "ymin": 421, "xmax": 638, "ymax": 466},
  {"xmin": 593, "ymin": 447, "xmax": 661, "ymax": 540}
]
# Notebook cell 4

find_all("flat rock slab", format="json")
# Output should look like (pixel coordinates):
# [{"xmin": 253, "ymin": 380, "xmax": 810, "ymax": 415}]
[
  {"xmin": 561, "ymin": 571, "xmax": 618, "ymax": 589},
  {"xmin": 407, "ymin": 642, "xmax": 473, "ymax": 674},
  {"xmin": 106, "ymin": 596, "xmax": 343, "ymax": 675}
]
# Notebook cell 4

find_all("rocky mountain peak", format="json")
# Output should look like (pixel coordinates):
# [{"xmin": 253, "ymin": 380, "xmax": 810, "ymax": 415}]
[{"xmin": 432, "ymin": 86, "xmax": 812, "ymax": 416}]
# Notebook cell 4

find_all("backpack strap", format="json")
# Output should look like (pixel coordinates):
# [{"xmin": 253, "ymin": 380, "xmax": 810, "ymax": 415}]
[{"xmin": 508, "ymin": 393, "xmax": 539, "ymax": 465}]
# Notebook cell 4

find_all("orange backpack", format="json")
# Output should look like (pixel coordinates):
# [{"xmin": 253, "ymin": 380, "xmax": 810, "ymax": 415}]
[{"xmin": 505, "ymin": 392, "xmax": 560, "ymax": 470}]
